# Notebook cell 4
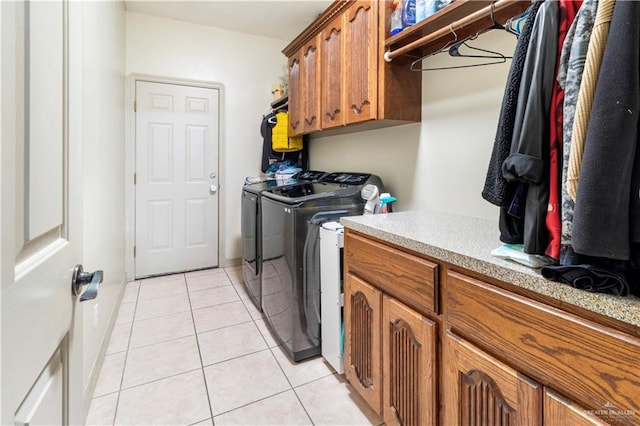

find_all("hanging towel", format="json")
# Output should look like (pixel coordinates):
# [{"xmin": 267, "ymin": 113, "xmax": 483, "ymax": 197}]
[
  {"xmin": 272, "ymin": 112, "xmax": 303, "ymax": 152},
  {"xmin": 566, "ymin": 0, "xmax": 615, "ymax": 201}
]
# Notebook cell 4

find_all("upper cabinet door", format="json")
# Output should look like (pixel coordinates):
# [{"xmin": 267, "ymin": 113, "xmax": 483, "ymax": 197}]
[
  {"xmin": 288, "ymin": 53, "xmax": 302, "ymax": 136},
  {"xmin": 321, "ymin": 14, "xmax": 345, "ymax": 129},
  {"xmin": 301, "ymin": 34, "xmax": 322, "ymax": 134},
  {"xmin": 283, "ymin": 0, "xmax": 421, "ymax": 136},
  {"xmin": 344, "ymin": 0, "xmax": 378, "ymax": 124}
]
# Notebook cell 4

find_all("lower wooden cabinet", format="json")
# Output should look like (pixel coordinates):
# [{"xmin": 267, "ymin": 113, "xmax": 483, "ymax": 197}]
[
  {"xmin": 382, "ymin": 295, "xmax": 437, "ymax": 426},
  {"xmin": 343, "ymin": 229, "xmax": 640, "ymax": 425},
  {"xmin": 544, "ymin": 391, "xmax": 608, "ymax": 426},
  {"xmin": 443, "ymin": 333, "xmax": 614, "ymax": 426},
  {"xmin": 446, "ymin": 270, "xmax": 640, "ymax": 424},
  {"xmin": 443, "ymin": 332, "xmax": 543, "ymax": 426},
  {"xmin": 344, "ymin": 273, "xmax": 437, "ymax": 424},
  {"xmin": 344, "ymin": 273, "xmax": 382, "ymax": 414}
]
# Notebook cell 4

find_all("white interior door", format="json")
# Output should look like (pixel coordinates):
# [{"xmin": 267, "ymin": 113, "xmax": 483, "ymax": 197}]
[
  {"xmin": 135, "ymin": 81, "xmax": 220, "ymax": 278},
  {"xmin": 1, "ymin": 1, "xmax": 85, "ymax": 424}
]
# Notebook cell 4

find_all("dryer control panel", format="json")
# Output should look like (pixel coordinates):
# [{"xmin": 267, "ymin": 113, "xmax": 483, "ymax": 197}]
[{"xmin": 320, "ymin": 173, "xmax": 372, "ymax": 185}]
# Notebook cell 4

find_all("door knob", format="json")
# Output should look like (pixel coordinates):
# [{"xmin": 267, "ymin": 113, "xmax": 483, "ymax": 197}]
[
  {"xmin": 71, "ymin": 264, "xmax": 103, "ymax": 302},
  {"xmin": 210, "ymin": 184, "xmax": 218, "ymax": 194}
]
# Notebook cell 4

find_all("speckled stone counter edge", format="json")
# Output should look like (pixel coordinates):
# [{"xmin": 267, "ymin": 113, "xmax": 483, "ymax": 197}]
[{"xmin": 342, "ymin": 211, "xmax": 640, "ymax": 328}]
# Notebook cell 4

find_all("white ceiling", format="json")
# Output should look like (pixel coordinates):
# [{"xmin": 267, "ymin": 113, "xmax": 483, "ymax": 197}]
[{"xmin": 124, "ymin": 0, "xmax": 333, "ymax": 41}]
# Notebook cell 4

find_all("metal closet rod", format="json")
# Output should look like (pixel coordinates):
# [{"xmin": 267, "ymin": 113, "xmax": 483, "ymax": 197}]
[{"xmin": 384, "ymin": 0, "xmax": 521, "ymax": 62}]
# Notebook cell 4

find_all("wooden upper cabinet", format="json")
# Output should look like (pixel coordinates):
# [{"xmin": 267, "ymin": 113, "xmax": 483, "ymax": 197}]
[
  {"xmin": 321, "ymin": 15, "xmax": 345, "ymax": 129},
  {"xmin": 301, "ymin": 34, "xmax": 322, "ymax": 134},
  {"xmin": 282, "ymin": 0, "xmax": 421, "ymax": 136},
  {"xmin": 288, "ymin": 54, "xmax": 302, "ymax": 136},
  {"xmin": 443, "ymin": 332, "xmax": 543, "ymax": 426},
  {"xmin": 344, "ymin": 0, "xmax": 377, "ymax": 124}
]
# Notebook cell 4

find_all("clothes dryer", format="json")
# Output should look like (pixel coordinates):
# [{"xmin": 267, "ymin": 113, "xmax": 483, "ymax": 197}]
[{"xmin": 260, "ymin": 172, "xmax": 384, "ymax": 361}]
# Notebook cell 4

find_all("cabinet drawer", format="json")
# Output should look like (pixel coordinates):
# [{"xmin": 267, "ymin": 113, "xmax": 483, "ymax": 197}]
[
  {"xmin": 446, "ymin": 271, "xmax": 640, "ymax": 423},
  {"xmin": 345, "ymin": 232, "xmax": 438, "ymax": 314}
]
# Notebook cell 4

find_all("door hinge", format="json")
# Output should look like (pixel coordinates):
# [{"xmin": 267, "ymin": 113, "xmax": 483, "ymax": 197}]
[
  {"xmin": 134, "ymin": 173, "xmax": 137, "ymax": 185},
  {"xmin": 133, "ymin": 246, "xmax": 136, "ymax": 257},
  {"xmin": 133, "ymin": 100, "xmax": 137, "ymax": 112}
]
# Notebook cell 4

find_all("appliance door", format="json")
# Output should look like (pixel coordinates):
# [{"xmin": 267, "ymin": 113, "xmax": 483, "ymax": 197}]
[
  {"xmin": 241, "ymin": 189, "xmax": 261, "ymax": 310},
  {"xmin": 261, "ymin": 196, "xmax": 301, "ymax": 358},
  {"xmin": 302, "ymin": 210, "xmax": 350, "ymax": 347},
  {"xmin": 241, "ymin": 190, "xmax": 258, "ymax": 271}
]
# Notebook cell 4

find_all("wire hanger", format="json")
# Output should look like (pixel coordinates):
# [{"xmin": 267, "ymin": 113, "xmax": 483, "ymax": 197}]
[
  {"xmin": 486, "ymin": 1, "xmax": 505, "ymax": 31},
  {"xmin": 410, "ymin": 3, "xmax": 511, "ymax": 72},
  {"xmin": 412, "ymin": 40, "xmax": 507, "ymax": 71},
  {"xmin": 410, "ymin": 23, "xmax": 459, "ymax": 71},
  {"xmin": 449, "ymin": 39, "xmax": 510, "ymax": 60}
]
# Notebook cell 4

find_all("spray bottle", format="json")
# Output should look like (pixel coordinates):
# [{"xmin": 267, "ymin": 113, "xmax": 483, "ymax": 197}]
[{"xmin": 379, "ymin": 193, "xmax": 397, "ymax": 213}]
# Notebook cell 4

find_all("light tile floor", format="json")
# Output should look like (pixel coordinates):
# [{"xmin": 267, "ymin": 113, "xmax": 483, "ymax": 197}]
[{"xmin": 86, "ymin": 266, "xmax": 383, "ymax": 426}]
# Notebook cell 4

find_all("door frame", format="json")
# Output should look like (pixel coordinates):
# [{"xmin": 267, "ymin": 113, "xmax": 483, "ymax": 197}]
[{"xmin": 125, "ymin": 74, "xmax": 225, "ymax": 281}]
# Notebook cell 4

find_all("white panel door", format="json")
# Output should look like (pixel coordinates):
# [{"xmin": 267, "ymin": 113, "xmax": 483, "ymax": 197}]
[
  {"xmin": 1, "ymin": 1, "xmax": 85, "ymax": 424},
  {"xmin": 135, "ymin": 81, "xmax": 220, "ymax": 277}
]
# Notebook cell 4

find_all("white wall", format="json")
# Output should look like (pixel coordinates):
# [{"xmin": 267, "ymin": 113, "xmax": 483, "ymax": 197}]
[
  {"xmin": 125, "ymin": 14, "xmax": 516, "ymax": 261},
  {"xmin": 126, "ymin": 12, "xmax": 288, "ymax": 265},
  {"xmin": 310, "ymin": 30, "xmax": 515, "ymax": 220},
  {"xmin": 77, "ymin": 0, "xmax": 126, "ymax": 420}
]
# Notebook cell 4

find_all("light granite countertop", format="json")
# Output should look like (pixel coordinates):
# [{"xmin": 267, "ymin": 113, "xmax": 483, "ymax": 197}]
[{"xmin": 341, "ymin": 210, "xmax": 640, "ymax": 329}]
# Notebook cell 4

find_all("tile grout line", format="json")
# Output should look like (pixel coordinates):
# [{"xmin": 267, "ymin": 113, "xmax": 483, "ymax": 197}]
[
  {"xmin": 266, "ymin": 345, "xmax": 316, "ymax": 425},
  {"xmin": 89, "ymin": 268, "xmax": 237, "ymax": 425},
  {"xmin": 97, "ymin": 267, "xmax": 372, "ymax": 426},
  {"xmin": 186, "ymin": 271, "xmax": 216, "ymax": 424},
  {"xmin": 116, "ymin": 366, "xmax": 204, "ymax": 394},
  {"xmin": 208, "ymin": 388, "xmax": 298, "ymax": 420},
  {"xmin": 221, "ymin": 267, "xmax": 317, "ymax": 424},
  {"xmin": 111, "ymin": 278, "xmax": 142, "ymax": 425}
]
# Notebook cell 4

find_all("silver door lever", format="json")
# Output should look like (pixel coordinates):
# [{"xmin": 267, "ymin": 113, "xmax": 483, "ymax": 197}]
[{"xmin": 71, "ymin": 264, "xmax": 104, "ymax": 302}]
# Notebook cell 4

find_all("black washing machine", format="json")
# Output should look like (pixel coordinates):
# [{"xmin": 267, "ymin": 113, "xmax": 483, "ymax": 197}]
[{"xmin": 260, "ymin": 172, "xmax": 384, "ymax": 361}]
